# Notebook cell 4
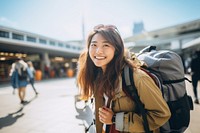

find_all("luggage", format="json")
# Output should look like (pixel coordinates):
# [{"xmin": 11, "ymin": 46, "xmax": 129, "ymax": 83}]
[{"xmin": 122, "ymin": 46, "xmax": 193, "ymax": 133}]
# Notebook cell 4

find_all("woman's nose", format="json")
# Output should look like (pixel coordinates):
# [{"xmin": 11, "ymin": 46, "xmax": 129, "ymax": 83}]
[{"xmin": 96, "ymin": 47, "xmax": 103, "ymax": 54}]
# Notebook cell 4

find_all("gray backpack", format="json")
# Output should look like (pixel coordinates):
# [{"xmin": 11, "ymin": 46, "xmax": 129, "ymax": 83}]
[{"xmin": 123, "ymin": 46, "xmax": 193, "ymax": 133}]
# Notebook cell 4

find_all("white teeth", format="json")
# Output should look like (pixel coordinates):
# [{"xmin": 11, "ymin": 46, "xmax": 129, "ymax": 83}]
[{"xmin": 95, "ymin": 56, "xmax": 105, "ymax": 59}]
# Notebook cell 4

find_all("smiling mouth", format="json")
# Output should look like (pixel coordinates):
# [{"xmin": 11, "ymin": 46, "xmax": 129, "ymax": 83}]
[{"xmin": 95, "ymin": 56, "xmax": 106, "ymax": 60}]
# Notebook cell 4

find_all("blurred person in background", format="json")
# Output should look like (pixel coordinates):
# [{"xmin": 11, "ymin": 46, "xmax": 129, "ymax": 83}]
[
  {"xmin": 191, "ymin": 50, "xmax": 200, "ymax": 104},
  {"xmin": 44, "ymin": 65, "xmax": 50, "ymax": 78},
  {"xmin": 10, "ymin": 58, "xmax": 32, "ymax": 104},
  {"xmin": 27, "ymin": 61, "xmax": 38, "ymax": 95}
]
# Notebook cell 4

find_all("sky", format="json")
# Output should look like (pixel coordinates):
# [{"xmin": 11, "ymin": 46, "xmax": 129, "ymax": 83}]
[{"xmin": 0, "ymin": 0, "xmax": 200, "ymax": 41}]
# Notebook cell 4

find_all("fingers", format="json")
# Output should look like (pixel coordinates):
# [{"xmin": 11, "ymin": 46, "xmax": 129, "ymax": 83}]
[
  {"xmin": 99, "ymin": 107, "xmax": 113, "ymax": 124},
  {"xmin": 99, "ymin": 107, "xmax": 107, "ymax": 123}
]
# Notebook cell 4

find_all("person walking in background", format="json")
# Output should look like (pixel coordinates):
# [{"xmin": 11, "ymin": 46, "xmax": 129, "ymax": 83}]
[
  {"xmin": 191, "ymin": 50, "xmax": 200, "ymax": 104},
  {"xmin": 10, "ymin": 58, "xmax": 32, "ymax": 104},
  {"xmin": 76, "ymin": 24, "xmax": 170, "ymax": 133},
  {"xmin": 44, "ymin": 65, "xmax": 50, "ymax": 78},
  {"xmin": 27, "ymin": 61, "xmax": 38, "ymax": 95}
]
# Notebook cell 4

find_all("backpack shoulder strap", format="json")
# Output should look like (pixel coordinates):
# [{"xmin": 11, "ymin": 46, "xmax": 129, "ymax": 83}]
[{"xmin": 122, "ymin": 65, "xmax": 152, "ymax": 133}]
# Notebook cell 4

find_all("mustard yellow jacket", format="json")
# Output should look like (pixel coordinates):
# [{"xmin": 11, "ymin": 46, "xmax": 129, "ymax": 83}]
[{"xmin": 94, "ymin": 68, "xmax": 171, "ymax": 133}]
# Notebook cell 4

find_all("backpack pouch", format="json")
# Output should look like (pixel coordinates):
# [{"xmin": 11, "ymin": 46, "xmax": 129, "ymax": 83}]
[{"xmin": 167, "ymin": 94, "xmax": 190, "ymax": 131}]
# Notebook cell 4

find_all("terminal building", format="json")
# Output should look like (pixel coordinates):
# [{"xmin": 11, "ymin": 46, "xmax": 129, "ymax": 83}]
[
  {"xmin": 124, "ymin": 19, "xmax": 200, "ymax": 73},
  {"xmin": 125, "ymin": 19, "xmax": 200, "ymax": 53},
  {"xmin": 0, "ymin": 25, "xmax": 84, "ymax": 83},
  {"xmin": 1, "ymin": 19, "xmax": 200, "ymax": 83}
]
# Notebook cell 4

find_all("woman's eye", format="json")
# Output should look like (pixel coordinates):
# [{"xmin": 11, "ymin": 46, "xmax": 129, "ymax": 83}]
[
  {"xmin": 90, "ymin": 43, "xmax": 96, "ymax": 47},
  {"xmin": 103, "ymin": 44, "xmax": 110, "ymax": 47}
]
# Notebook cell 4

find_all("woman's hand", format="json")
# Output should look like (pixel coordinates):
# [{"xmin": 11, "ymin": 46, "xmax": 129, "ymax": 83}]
[{"xmin": 99, "ymin": 106, "xmax": 114, "ymax": 124}]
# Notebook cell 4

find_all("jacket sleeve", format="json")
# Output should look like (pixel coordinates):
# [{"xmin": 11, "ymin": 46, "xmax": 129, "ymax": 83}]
[{"xmin": 116, "ymin": 69, "xmax": 171, "ymax": 132}]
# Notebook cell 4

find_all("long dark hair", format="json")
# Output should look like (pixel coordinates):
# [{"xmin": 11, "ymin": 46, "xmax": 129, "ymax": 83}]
[{"xmin": 76, "ymin": 24, "xmax": 125, "ymax": 100}]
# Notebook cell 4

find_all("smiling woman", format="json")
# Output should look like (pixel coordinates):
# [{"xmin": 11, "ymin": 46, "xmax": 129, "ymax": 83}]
[
  {"xmin": 76, "ymin": 24, "xmax": 171, "ymax": 133},
  {"xmin": 89, "ymin": 33, "xmax": 115, "ymax": 71}
]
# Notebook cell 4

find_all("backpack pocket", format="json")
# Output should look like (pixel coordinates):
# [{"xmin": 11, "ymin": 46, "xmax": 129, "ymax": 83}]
[
  {"xmin": 167, "ymin": 94, "xmax": 190, "ymax": 130},
  {"xmin": 187, "ymin": 95, "xmax": 194, "ymax": 110},
  {"xmin": 18, "ymin": 68, "xmax": 28, "ymax": 80}
]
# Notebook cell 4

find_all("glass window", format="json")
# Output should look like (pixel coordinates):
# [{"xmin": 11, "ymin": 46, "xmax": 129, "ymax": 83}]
[
  {"xmin": 0, "ymin": 30, "xmax": 9, "ymax": 38},
  {"xmin": 12, "ymin": 33, "xmax": 24, "ymax": 40},
  {"xmin": 50, "ymin": 41, "xmax": 55, "ymax": 46},
  {"xmin": 58, "ymin": 43, "xmax": 63, "ymax": 47},
  {"xmin": 66, "ymin": 45, "xmax": 70, "ymax": 48},
  {"xmin": 27, "ymin": 36, "xmax": 36, "ymax": 42},
  {"xmin": 39, "ymin": 39, "xmax": 47, "ymax": 44}
]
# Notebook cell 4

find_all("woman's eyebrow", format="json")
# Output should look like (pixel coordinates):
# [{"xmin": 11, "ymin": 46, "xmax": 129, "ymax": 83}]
[
  {"xmin": 91, "ymin": 40, "xmax": 97, "ymax": 43},
  {"xmin": 90, "ymin": 40, "xmax": 109, "ymax": 43},
  {"xmin": 103, "ymin": 41, "xmax": 109, "ymax": 43}
]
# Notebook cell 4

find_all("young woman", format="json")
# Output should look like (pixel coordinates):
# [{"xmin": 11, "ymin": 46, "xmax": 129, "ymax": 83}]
[
  {"xmin": 76, "ymin": 24, "xmax": 171, "ymax": 133},
  {"xmin": 10, "ymin": 58, "xmax": 32, "ymax": 104},
  {"xmin": 27, "ymin": 61, "xmax": 39, "ymax": 95}
]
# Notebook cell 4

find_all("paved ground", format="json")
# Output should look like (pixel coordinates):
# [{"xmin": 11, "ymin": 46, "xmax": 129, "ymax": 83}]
[
  {"xmin": 0, "ymin": 78, "xmax": 86, "ymax": 133},
  {"xmin": 0, "ymin": 76, "xmax": 200, "ymax": 133}
]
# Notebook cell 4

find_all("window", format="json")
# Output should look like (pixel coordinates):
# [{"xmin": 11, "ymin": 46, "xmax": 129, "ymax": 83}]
[
  {"xmin": 12, "ymin": 33, "xmax": 24, "ymax": 40},
  {"xmin": 27, "ymin": 36, "xmax": 36, "ymax": 42},
  {"xmin": 50, "ymin": 41, "xmax": 55, "ymax": 46},
  {"xmin": 0, "ymin": 30, "xmax": 9, "ymax": 38},
  {"xmin": 58, "ymin": 43, "xmax": 63, "ymax": 47},
  {"xmin": 66, "ymin": 45, "xmax": 70, "ymax": 48},
  {"xmin": 78, "ymin": 47, "xmax": 82, "ymax": 50},
  {"xmin": 39, "ymin": 39, "xmax": 47, "ymax": 44}
]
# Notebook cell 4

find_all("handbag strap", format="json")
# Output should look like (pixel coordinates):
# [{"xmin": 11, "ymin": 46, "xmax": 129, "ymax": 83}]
[{"xmin": 122, "ymin": 65, "xmax": 152, "ymax": 133}]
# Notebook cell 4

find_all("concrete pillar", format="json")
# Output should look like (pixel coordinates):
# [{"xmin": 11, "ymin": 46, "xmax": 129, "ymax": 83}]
[
  {"xmin": 9, "ymin": 32, "xmax": 12, "ymax": 39},
  {"xmin": 69, "ymin": 61, "xmax": 73, "ymax": 68},
  {"xmin": 43, "ymin": 52, "xmax": 50, "ymax": 67}
]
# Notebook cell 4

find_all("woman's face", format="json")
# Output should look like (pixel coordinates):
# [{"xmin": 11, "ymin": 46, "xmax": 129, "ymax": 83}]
[{"xmin": 89, "ymin": 33, "xmax": 115, "ymax": 72}]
